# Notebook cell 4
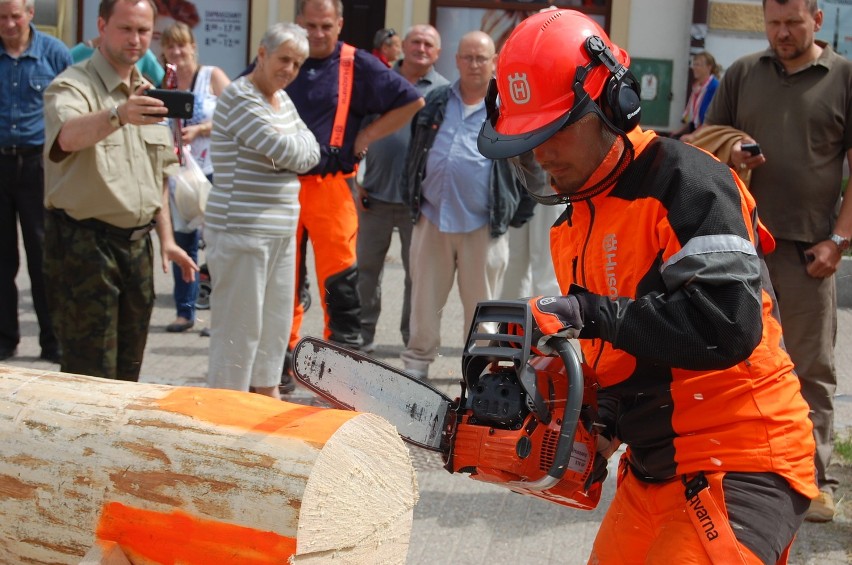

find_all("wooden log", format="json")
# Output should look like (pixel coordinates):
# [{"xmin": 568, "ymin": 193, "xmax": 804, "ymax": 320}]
[
  {"xmin": 0, "ymin": 366, "xmax": 418, "ymax": 564},
  {"xmin": 79, "ymin": 541, "xmax": 132, "ymax": 565}
]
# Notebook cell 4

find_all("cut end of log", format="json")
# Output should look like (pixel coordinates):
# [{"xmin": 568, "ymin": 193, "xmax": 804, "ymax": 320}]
[{"xmin": 295, "ymin": 413, "xmax": 419, "ymax": 564}]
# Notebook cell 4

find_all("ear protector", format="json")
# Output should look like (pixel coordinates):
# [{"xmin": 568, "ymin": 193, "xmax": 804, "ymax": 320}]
[{"xmin": 583, "ymin": 35, "xmax": 642, "ymax": 133}]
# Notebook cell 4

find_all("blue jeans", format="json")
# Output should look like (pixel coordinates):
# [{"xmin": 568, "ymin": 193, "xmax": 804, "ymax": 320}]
[{"xmin": 173, "ymin": 229, "xmax": 200, "ymax": 320}]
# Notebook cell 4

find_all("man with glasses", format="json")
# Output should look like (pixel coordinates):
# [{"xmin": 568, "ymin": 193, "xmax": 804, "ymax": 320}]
[{"xmin": 399, "ymin": 31, "xmax": 528, "ymax": 379}]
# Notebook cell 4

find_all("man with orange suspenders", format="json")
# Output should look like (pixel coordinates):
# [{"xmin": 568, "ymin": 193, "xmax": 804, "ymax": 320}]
[{"xmin": 282, "ymin": 0, "xmax": 423, "ymax": 389}]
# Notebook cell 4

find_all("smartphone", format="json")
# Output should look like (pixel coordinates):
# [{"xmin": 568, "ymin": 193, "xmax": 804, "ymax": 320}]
[
  {"xmin": 145, "ymin": 89, "xmax": 195, "ymax": 119},
  {"xmin": 741, "ymin": 143, "xmax": 762, "ymax": 156}
]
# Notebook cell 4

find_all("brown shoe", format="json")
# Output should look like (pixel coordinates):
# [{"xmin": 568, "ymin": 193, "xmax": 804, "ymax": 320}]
[{"xmin": 804, "ymin": 491, "xmax": 835, "ymax": 523}]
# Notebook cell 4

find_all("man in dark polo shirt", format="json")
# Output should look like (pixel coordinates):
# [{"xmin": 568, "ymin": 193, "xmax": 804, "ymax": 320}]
[
  {"xmin": 283, "ymin": 0, "xmax": 423, "ymax": 381},
  {"xmin": 705, "ymin": 0, "xmax": 852, "ymax": 522},
  {"xmin": 355, "ymin": 24, "xmax": 448, "ymax": 353}
]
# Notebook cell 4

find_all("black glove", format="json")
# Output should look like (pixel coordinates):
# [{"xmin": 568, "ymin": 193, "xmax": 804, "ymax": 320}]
[
  {"xmin": 585, "ymin": 450, "xmax": 609, "ymax": 491},
  {"xmin": 527, "ymin": 295, "xmax": 584, "ymax": 355},
  {"xmin": 586, "ymin": 433, "xmax": 620, "ymax": 489}
]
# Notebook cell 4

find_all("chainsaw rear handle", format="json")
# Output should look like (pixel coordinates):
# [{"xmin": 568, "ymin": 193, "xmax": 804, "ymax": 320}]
[{"xmin": 506, "ymin": 336, "xmax": 584, "ymax": 491}]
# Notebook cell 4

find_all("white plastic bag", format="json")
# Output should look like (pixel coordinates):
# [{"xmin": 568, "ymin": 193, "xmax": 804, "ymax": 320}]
[{"xmin": 171, "ymin": 145, "xmax": 212, "ymax": 229}]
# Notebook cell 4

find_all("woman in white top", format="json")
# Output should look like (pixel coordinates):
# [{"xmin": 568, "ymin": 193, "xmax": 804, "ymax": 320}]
[
  {"xmin": 160, "ymin": 22, "xmax": 230, "ymax": 333},
  {"xmin": 205, "ymin": 23, "xmax": 320, "ymax": 398}
]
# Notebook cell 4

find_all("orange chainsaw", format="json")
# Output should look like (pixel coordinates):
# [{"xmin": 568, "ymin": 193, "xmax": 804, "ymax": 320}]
[{"xmin": 292, "ymin": 299, "xmax": 603, "ymax": 510}]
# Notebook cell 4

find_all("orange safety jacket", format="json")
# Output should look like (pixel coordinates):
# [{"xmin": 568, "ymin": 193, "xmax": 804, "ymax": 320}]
[{"xmin": 552, "ymin": 128, "xmax": 817, "ymax": 499}]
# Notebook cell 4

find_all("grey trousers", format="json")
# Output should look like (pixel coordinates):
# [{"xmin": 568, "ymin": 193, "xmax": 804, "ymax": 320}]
[
  {"xmin": 356, "ymin": 199, "xmax": 413, "ymax": 346},
  {"xmin": 500, "ymin": 203, "xmax": 564, "ymax": 299},
  {"xmin": 767, "ymin": 239, "xmax": 838, "ymax": 493}
]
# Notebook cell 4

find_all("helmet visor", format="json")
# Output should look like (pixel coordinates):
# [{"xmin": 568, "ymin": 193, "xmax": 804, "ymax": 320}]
[{"xmin": 507, "ymin": 153, "xmax": 572, "ymax": 206}]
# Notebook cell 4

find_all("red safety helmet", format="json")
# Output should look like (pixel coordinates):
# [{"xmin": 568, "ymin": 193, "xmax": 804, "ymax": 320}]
[{"xmin": 478, "ymin": 9, "xmax": 638, "ymax": 159}]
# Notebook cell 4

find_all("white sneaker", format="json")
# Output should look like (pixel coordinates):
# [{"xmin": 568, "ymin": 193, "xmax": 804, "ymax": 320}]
[
  {"xmin": 804, "ymin": 491, "xmax": 835, "ymax": 523},
  {"xmin": 361, "ymin": 341, "xmax": 376, "ymax": 354}
]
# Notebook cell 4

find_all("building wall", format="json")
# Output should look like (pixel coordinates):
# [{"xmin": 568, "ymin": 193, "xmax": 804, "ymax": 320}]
[
  {"xmin": 50, "ymin": 0, "xmax": 773, "ymax": 131},
  {"xmin": 625, "ymin": 0, "xmax": 693, "ymax": 129},
  {"xmin": 704, "ymin": 0, "xmax": 768, "ymax": 70}
]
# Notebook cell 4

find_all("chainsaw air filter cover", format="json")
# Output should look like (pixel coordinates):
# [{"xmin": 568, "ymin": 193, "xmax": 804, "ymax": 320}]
[{"xmin": 469, "ymin": 370, "xmax": 526, "ymax": 429}]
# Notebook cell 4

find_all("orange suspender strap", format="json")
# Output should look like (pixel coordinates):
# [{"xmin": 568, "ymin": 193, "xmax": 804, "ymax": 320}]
[
  {"xmin": 683, "ymin": 472, "xmax": 749, "ymax": 565},
  {"xmin": 330, "ymin": 43, "xmax": 356, "ymax": 151}
]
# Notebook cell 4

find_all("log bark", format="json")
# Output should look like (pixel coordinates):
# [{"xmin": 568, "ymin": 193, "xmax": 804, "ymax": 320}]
[{"xmin": 0, "ymin": 366, "xmax": 418, "ymax": 564}]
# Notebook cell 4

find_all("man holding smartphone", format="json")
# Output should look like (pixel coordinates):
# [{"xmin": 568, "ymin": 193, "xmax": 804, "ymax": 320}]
[
  {"xmin": 705, "ymin": 0, "xmax": 852, "ymax": 522},
  {"xmin": 42, "ymin": 0, "xmax": 196, "ymax": 381}
]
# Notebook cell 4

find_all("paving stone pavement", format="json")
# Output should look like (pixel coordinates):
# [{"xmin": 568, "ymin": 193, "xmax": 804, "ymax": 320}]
[{"xmin": 5, "ymin": 235, "xmax": 851, "ymax": 564}]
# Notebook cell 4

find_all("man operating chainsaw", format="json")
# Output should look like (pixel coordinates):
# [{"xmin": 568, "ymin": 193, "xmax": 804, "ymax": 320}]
[{"xmin": 477, "ymin": 9, "xmax": 818, "ymax": 565}]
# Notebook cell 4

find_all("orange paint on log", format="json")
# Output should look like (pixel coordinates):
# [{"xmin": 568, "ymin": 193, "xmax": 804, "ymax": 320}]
[
  {"xmin": 156, "ymin": 388, "xmax": 357, "ymax": 444},
  {"xmin": 97, "ymin": 502, "xmax": 296, "ymax": 564}
]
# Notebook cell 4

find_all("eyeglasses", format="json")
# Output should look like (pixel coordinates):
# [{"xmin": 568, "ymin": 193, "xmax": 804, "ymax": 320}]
[{"xmin": 459, "ymin": 54, "xmax": 491, "ymax": 65}]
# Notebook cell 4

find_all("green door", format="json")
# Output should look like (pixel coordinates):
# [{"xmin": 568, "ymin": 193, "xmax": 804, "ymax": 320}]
[{"xmin": 629, "ymin": 58, "xmax": 674, "ymax": 128}]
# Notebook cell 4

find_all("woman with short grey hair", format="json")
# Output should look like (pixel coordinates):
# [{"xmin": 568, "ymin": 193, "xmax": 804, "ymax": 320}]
[
  {"xmin": 260, "ymin": 21, "xmax": 309, "ymax": 58},
  {"xmin": 204, "ymin": 22, "xmax": 319, "ymax": 398}
]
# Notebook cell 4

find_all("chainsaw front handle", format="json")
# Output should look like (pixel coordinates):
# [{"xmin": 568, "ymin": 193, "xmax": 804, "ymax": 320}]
[{"xmin": 506, "ymin": 336, "xmax": 583, "ymax": 491}]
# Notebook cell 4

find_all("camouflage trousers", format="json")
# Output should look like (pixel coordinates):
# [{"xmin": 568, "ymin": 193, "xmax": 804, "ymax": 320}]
[{"xmin": 43, "ymin": 212, "xmax": 155, "ymax": 381}]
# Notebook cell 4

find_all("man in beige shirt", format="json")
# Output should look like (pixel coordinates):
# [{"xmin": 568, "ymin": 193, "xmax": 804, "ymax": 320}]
[{"xmin": 42, "ymin": 0, "xmax": 195, "ymax": 380}]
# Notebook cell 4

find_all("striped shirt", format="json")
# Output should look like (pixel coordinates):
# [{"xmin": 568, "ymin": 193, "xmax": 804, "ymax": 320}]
[{"xmin": 206, "ymin": 76, "xmax": 320, "ymax": 236}]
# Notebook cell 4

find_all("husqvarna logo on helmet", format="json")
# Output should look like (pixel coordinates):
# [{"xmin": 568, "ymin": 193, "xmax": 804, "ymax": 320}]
[{"xmin": 508, "ymin": 72, "xmax": 531, "ymax": 105}]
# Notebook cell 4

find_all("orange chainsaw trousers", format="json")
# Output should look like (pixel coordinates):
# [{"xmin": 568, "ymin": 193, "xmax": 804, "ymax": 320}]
[
  {"xmin": 289, "ymin": 173, "xmax": 361, "ymax": 349},
  {"xmin": 589, "ymin": 466, "xmax": 802, "ymax": 565}
]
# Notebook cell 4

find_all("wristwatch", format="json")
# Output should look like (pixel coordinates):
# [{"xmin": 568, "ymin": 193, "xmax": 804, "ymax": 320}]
[
  {"xmin": 829, "ymin": 233, "xmax": 850, "ymax": 252},
  {"xmin": 108, "ymin": 105, "xmax": 123, "ymax": 128}
]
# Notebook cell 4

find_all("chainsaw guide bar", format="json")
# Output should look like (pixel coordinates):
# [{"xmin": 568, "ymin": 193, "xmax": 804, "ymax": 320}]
[{"xmin": 292, "ymin": 337, "xmax": 454, "ymax": 452}]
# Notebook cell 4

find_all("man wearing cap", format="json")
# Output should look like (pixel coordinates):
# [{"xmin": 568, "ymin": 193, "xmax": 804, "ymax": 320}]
[{"xmin": 479, "ymin": 8, "xmax": 817, "ymax": 563}]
